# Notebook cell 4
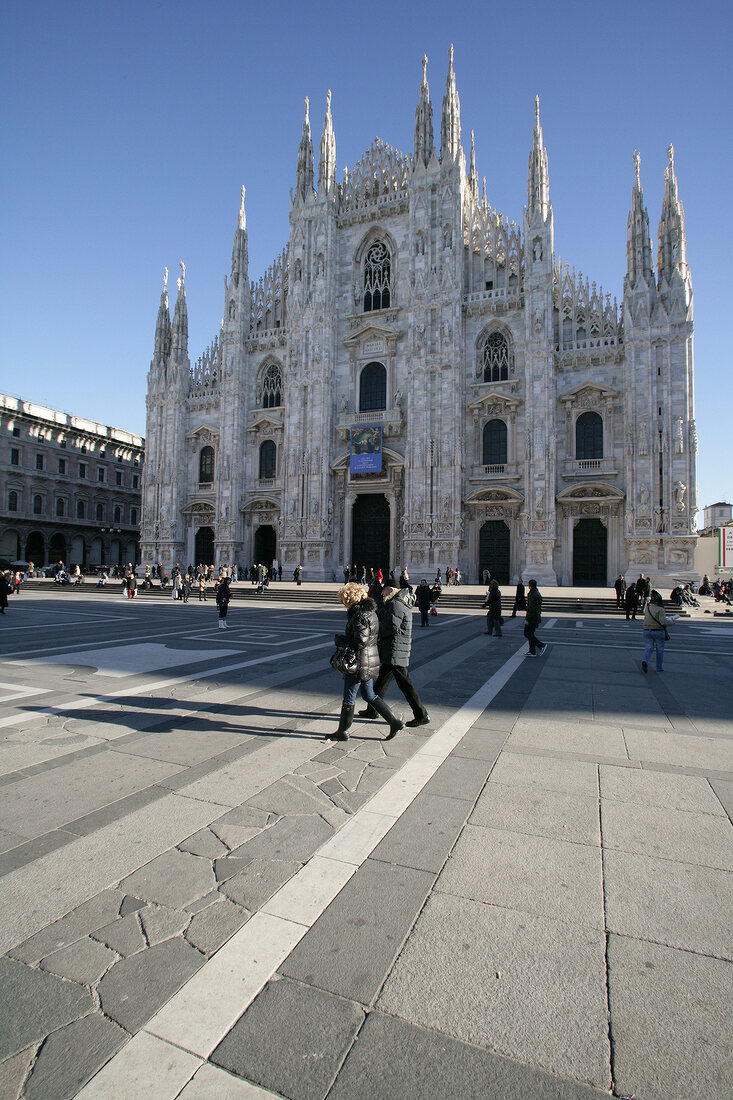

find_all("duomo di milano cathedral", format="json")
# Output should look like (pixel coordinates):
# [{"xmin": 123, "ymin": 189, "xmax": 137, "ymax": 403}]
[{"xmin": 141, "ymin": 47, "xmax": 697, "ymax": 585}]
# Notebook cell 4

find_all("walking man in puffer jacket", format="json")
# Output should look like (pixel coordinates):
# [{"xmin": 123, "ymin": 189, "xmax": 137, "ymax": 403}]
[{"xmin": 359, "ymin": 578, "xmax": 431, "ymax": 733}]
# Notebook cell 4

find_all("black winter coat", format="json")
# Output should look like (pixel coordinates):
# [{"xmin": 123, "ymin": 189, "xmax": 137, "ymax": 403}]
[
  {"xmin": 344, "ymin": 597, "xmax": 380, "ymax": 681},
  {"xmin": 488, "ymin": 587, "xmax": 502, "ymax": 618}
]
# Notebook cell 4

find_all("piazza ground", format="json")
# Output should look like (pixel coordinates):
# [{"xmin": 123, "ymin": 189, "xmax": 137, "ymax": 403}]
[{"xmin": 0, "ymin": 586, "xmax": 731, "ymax": 1100}]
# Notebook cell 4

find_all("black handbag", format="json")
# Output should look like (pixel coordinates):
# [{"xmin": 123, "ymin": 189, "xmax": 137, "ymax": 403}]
[{"xmin": 330, "ymin": 645, "xmax": 358, "ymax": 676}]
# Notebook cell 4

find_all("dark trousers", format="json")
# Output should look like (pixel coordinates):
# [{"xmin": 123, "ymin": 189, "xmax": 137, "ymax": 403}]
[
  {"xmin": 373, "ymin": 663, "xmax": 426, "ymax": 719},
  {"xmin": 419, "ymin": 607, "xmax": 430, "ymax": 626},
  {"xmin": 523, "ymin": 622, "xmax": 544, "ymax": 654}
]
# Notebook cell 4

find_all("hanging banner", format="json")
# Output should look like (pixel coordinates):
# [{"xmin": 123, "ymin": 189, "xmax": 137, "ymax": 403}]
[
  {"xmin": 350, "ymin": 424, "xmax": 382, "ymax": 474},
  {"xmin": 718, "ymin": 526, "xmax": 733, "ymax": 567}
]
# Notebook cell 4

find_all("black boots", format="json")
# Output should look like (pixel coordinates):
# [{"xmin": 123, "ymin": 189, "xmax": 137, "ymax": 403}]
[
  {"xmin": 326, "ymin": 704, "xmax": 354, "ymax": 742},
  {"xmin": 357, "ymin": 704, "xmax": 378, "ymax": 719},
  {"xmin": 370, "ymin": 696, "xmax": 404, "ymax": 740}
]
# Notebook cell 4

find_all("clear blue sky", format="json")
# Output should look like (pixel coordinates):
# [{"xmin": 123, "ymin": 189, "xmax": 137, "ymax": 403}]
[{"xmin": 2, "ymin": 0, "xmax": 730, "ymax": 521}]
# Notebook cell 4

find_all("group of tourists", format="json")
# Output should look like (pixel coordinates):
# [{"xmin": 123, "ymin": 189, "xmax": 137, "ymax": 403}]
[{"xmin": 615, "ymin": 573, "xmax": 652, "ymax": 620}]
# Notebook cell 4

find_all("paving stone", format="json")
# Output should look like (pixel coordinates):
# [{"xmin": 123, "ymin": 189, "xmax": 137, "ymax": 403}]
[
  {"xmin": 471, "ymin": 782, "xmax": 601, "ymax": 846},
  {"xmin": 603, "ymin": 848, "xmax": 733, "ymax": 959},
  {"xmin": 210, "ymin": 824, "xmax": 261, "ymax": 851},
  {"xmin": 330, "ymin": 1011, "xmax": 609, "ymax": 1100},
  {"xmin": 293, "ymin": 763, "xmax": 342, "ymax": 782},
  {"xmin": 0, "ymin": 957, "xmax": 94, "ymax": 1060},
  {"xmin": 211, "ymin": 977, "xmax": 364, "ymax": 1100},
  {"xmin": 220, "ymin": 858, "xmax": 301, "ymax": 911},
  {"xmin": 436, "ymin": 824, "xmax": 604, "ymax": 930},
  {"xmin": 40, "ymin": 937, "xmax": 118, "ymax": 985},
  {"xmin": 371, "ymin": 793, "xmax": 469, "ymax": 873},
  {"xmin": 318, "ymin": 776, "xmax": 346, "ymax": 799},
  {"xmin": 229, "ymin": 815, "xmax": 333, "ymax": 863},
  {"xmin": 113, "ymin": 728, "xmax": 245, "ymax": 766},
  {"xmin": 710, "ymin": 778, "xmax": 733, "ymax": 824},
  {"xmin": 23, "ymin": 1012, "xmax": 128, "ymax": 1100},
  {"xmin": 345, "ymin": 742, "xmax": 386, "ymax": 762},
  {"xmin": 355, "ymin": 767, "xmax": 390, "ymax": 796},
  {"xmin": 601, "ymin": 798, "xmax": 733, "ymax": 869},
  {"xmin": 600, "ymin": 764, "xmax": 728, "ymax": 815},
  {"xmin": 9, "ymin": 889, "xmax": 125, "ymax": 965},
  {"xmin": 362, "ymin": 755, "xmax": 402, "ymax": 770},
  {"xmin": 211, "ymin": 806, "xmax": 272, "ymax": 829},
  {"xmin": 623, "ymin": 727, "xmax": 732, "ymax": 771},
  {"xmin": 178, "ymin": 827, "xmax": 230, "ymax": 858},
  {"xmin": 377, "ymin": 891, "xmax": 610, "ymax": 1090},
  {"xmin": 91, "ymin": 912, "xmax": 147, "ymax": 957},
  {"xmin": 318, "ymin": 805, "xmax": 352, "ymax": 829},
  {"xmin": 140, "ymin": 904, "xmax": 191, "ymax": 945},
  {"xmin": 214, "ymin": 855, "xmax": 252, "ymax": 883},
  {"xmin": 246, "ymin": 775, "xmax": 336, "ymax": 816},
  {"xmin": 177, "ymin": 1061, "xmax": 281, "ymax": 1098},
  {"xmin": 119, "ymin": 848, "xmax": 217, "ymax": 909},
  {"xmin": 607, "ymin": 934, "xmax": 733, "ymax": 1100},
  {"xmin": 312, "ymin": 746, "xmax": 350, "ymax": 763},
  {"xmin": 507, "ymin": 719, "xmax": 628, "ymax": 760},
  {"xmin": 185, "ymin": 897, "xmax": 250, "ymax": 956},
  {"xmin": 97, "ymin": 937, "xmax": 205, "ymax": 1033},
  {"xmin": 332, "ymin": 790, "xmax": 371, "ymax": 814},
  {"xmin": 281, "ymin": 859, "xmax": 435, "ymax": 1005},
  {"xmin": 0, "ymin": 828, "xmax": 24, "ymax": 854},
  {"xmin": 119, "ymin": 895, "xmax": 147, "ymax": 917},
  {"xmin": 420, "ymin": 755, "xmax": 492, "ymax": 802},
  {"xmin": 0, "ymin": 752, "xmax": 184, "ymax": 840},
  {"xmin": 184, "ymin": 889, "xmax": 221, "ymax": 915},
  {"xmin": 490, "ymin": 752, "xmax": 599, "ymax": 795},
  {"xmin": 450, "ymin": 727, "xmax": 507, "ymax": 761},
  {"xmin": 0, "ymin": 1043, "xmax": 36, "ymax": 1100}
]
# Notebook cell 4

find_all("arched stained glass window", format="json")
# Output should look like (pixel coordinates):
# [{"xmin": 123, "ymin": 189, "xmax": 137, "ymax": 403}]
[
  {"xmin": 482, "ymin": 332, "xmax": 510, "ymax": 382},
  {"xmin": 199, "ymin": 446, "xmax": 214, "ymax": 483},
  {"xmin": 259, "ymin": 440, "xmax": 276, "ymax": 479},
  {"xmin": 261, "ymin": 363, "xmax": 282, "ymax": 408},
  {"xmin": 359, "ymin": 362, "xmax": 387, "ymax": 412},
  {"xmin": 576, "ymin": 411, "xmax": 603, "ymax": 460},
  {"xmin": 482, "ymin": 420, "xmax": 508, "ymax": 466},
  {"xmin": 363, "ymin": 241, "xmax": 391, "ymax": 312}
]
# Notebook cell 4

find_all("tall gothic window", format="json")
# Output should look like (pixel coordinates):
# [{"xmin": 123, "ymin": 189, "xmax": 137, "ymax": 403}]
[
  {"xmin": 483, "ymin": 420, "xmax": 508, "ymax": 465},
  {"xmin": 76, "ymin": 500, "xmax": 86, "ymax": 519},
  {"xmin": 8, "ymin": 490, "xmax": 18, "ymax": 512},
  {"xmin": 259, "ymin": 440, "xmax": 276, "ymax": 479},
  {"xmin": 199, "ymin": 446, "xmax": 214, "ymax": 483},
  {"xmin": 96, "ymin": 503, "xmax": 105, "ymax": 522},
  {"xmin": 482, "ymin": 331, "xmax": 510, "ymax": 382},
  {"xmin": 576, "ymin": 411, "xmax": 603, "ymax": 460},
  {"xmin": 261, "ymin": 363, "xmax": 282, "ymax": 408},
  {"xmin": 359, "ymin": 362, "xmax": 387, "ymax": 412},
  {"xmin": 363, "ymin": 241, "xmax": 391, "ymax": 312}
]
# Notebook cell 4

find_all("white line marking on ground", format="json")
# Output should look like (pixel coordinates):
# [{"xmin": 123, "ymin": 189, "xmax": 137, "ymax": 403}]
[
  {"xmin": 135, "ymin": 645, "xmax": 527, "ymax": 1068},
  {"xmin": 576, "ymin": 620, "xmax": 583, "ymax": 628},
  {"xmin": 544, "ymin": 618, "xmax": 557, "ymax": 629}
]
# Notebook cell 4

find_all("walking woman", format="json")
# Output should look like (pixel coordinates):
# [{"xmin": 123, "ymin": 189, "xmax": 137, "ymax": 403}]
[
  {"xmin": 641, "ymin": 590, "xmax": 668, "ymax": 673},
  {"xmin": 524, "ymin": 579, "xmax": 547, "ymax": 656},
  {"xmin": 327, "ymin": 582, "xmax": 404, "ymax": 742},
  {"xmin": 216, "ymin": 575, "xmax": 231, "ymax": 630},
  {"xmin": 485, "ymin": 579, "xmax": 503, "ymax": 636}
]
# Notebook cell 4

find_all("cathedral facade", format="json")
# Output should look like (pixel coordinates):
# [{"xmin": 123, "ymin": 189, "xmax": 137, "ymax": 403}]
[{"xmin": 141, "ymin": 48, "xmax": 697, "ymax": 585}]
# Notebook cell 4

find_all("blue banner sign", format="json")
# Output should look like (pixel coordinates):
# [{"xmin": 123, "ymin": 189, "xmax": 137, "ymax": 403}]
[{"xmin": 350, "ymin": 424, "xmax": 382, "ymax": 474}]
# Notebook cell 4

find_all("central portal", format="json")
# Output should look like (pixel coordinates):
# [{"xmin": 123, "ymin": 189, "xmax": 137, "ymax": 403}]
[{"xmin": 352, "ymin": 494, "xmax": 390, "ymax": 577}]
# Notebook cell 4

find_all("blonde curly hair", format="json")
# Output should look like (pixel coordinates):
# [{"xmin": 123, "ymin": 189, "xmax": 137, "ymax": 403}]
[{"xmin": 338, "ymin": 582, "xmax": 368, "ymax": 608}]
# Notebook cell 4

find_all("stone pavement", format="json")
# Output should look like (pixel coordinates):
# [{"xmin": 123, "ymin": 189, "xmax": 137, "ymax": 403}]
[{"xmin": 0, "ymin": 591, "xmax": 731, "ymax": 1099}]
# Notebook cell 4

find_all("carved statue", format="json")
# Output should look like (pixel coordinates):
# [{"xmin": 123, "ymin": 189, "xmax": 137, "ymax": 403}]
[
  {"xmin": 534, "ymin": 307, "xmax": 543, "ymax": 334},
  {"xmin": 674, "ymin": 481, "xmax": 686, "ymax": 511},
  {"xmin": 674, "ymin": 417, "xmax": 684, "ymax": 454},
  {"xmin": 533, "ymin": 238, "xmax": 542, "ymax": 262},
  {"xmin": 639, "ymin": 483, "xmax": 650, "ymax": 506},
  {"xmin": 441, "ymin": 494, "xmax": 451, "ymax": 519},
  {"xmin": 638, "ymin": 421, "xmax": 648, "ymax": 456}
]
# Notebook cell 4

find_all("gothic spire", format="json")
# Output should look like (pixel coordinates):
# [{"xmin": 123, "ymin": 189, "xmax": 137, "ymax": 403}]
[
  {"xmin": 440, "ymin": 44, "xmax": 461, "ymax": 162},
  {"xmin": 171, "ymin": 261, "xmax": 189, "ymax": 364},
  {"xmin": 318, "ymin": 89, "xmax": 337, "ymax": 194},
  {"xmin": 625, "ymin": 151, "xmax": 654, "ymax": 291},
  {"xmin": 468, "ymin": 129, "xmax": 479, "ymax": 200},
  {"xmin": 527, "ymin": 95, "xmax": 550, "ymax": 219},
  {"xmin": 296, "ymin": 96, "xmax": 315, "ymax": 200},
  {"xmin": 231, "ymin": 186, "xmax": 248, "ymax": 282},
  {"xmin": 414, "ymin": 54, "xmax": 434, "ymax": 167},
  {"xmin": 153, "ymin": 266, "xmax": 171, "ymax": 365},
  {"xmin": 657, "ymin": 143, "xmax": 687, "ymax": 283}
]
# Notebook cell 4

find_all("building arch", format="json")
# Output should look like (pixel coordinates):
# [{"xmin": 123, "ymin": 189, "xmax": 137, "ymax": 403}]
[
  {"xmin": 359, "ymin": 362, "xmax": 387, "ymax": 412},
  {"xmin": 258, "ymin": 359, "xmax": 283, "ymax": 409},
  {"xmin": 482, "ymin": 419, "xmax": 508, "ymax": 465},
  {"xmin": 259, "ymin": 439, "xmax": 277, "ymax": 479},
  {"xmin": 199, "ymin": 445, "xmax": 215, "ymax": 484}
]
